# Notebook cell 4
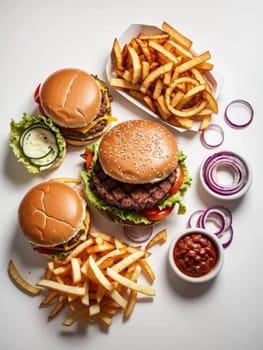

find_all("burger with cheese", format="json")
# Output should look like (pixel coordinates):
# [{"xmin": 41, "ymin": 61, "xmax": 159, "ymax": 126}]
[
  {"xmin": 81, "ymin": 119, "xmax": 192, "ymax": 226},
  {"xmin": 18, "ymin": 179, "xmax": 91, "ymax": 260},
  {"xmin": 35, "ymin": 68, "xmax": 116, "ymax": 146}
]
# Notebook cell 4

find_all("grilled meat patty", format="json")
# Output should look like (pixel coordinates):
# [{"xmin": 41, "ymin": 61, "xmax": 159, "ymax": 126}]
[{"xmin": 90, "ymin": 160, "xmax": 177, "ymax": 211}]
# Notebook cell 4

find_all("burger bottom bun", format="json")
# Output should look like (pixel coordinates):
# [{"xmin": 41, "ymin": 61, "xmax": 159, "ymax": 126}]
[{"xmin": 65, "ymin": 132, "xmax": 105, "ymax": 146}]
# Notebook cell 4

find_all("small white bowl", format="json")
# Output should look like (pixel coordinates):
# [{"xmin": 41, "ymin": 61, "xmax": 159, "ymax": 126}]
[
  {"xmin": 199, "ymin": 150, "xmax": 252, "ymax": 201},
  {"xmin": 168, "ymin": 228, "xmax": 224, "ymax": 283}
]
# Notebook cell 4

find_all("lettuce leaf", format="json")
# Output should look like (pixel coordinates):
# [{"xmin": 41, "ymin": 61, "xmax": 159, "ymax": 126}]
[
  {"xmin": 81, "ymin": 144, "xmax": 192, "ymax": 225},
  {"xmin": 9, "ymin": 113, "xmax": 65, "ymax": 174}
]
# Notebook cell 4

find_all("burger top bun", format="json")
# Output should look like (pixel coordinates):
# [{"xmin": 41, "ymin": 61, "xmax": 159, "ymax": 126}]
[
  {"xmin": 99, "ymin": 119, "xmax": 179, "ymax": 184},
  {"xmin": 18, "ymin": 181, "xmax": 85, "ymax": 247},
  {"xmin": 40, "ymin": 68, "xmax": 101, "ymax": 128}
]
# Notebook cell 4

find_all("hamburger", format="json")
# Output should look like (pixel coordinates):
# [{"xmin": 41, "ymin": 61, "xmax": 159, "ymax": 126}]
[
  {"xmin": 35, "ymin": 68, "xmax": 116, "ymax": 146},
  {"xmin": 81, "ymin": 119, "xmax": 192, "ymax": 226},
  {"xmin": 18, "ymin": 179, "xmax": 91, "ymax": 260}
]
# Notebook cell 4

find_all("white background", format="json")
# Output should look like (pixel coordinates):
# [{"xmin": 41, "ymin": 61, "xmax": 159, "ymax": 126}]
[{"xmin": 1, "ymin": 1, "xmax": 262, "ymax": 349}]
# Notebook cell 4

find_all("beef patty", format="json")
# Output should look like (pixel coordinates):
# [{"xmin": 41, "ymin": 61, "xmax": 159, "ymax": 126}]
[{"xmin": 90, "ymin": 160, "xmax": 177, "ymax": 211}]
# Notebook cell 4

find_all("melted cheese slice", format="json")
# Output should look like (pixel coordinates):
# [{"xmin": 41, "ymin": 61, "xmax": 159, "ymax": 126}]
[{"xmin": 75, "ymin": 115, "xmax": 117, "ymax": 135}]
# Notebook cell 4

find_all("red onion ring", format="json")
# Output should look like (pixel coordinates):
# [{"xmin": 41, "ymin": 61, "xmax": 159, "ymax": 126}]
[
  {"xmin": 199, "ymin": 208, "xmax": 227, "ymax": 236},
  {"xmin": 220, "ymin": 225, "xmax": 234, "ymax": 249},
  {"xmin": 200, "ymin": 151, "xmax": 252, "ymax": 199},
  {"xmin": 123, "ymin": 225, "xmax": 153, "ymax": 243},
  {"xmin": 224, "ymin": 99, "xmax": 254, "ymax": 128},
  {"xmin": 186, "ymin": 206, "xmax": 233, "ymax": 249},
  {"xmin": 200, "ymin": 124, "xmax": 224, "ymax": 149},
  {"xmin": 187, "ymin": 209, "xmax": 204, "ymax": 228}
]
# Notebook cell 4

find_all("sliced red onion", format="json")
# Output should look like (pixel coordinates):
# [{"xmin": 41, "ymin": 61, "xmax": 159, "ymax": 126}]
[
  {"xmin": 201, "ymin": 151, "xmax": 251, "ymax": 198},
  {"xmin": 187, "ymin": 209, "xmax": 204, "ymax": 228},
  {"xmin": 199, "ymin": 208, "xmax": 227, "ymax": 236},
  {"xmin": 200, "ymin": 124, "xmax": 224, "ymax": 149},
  {"xmin": 220, "ymin": 225, "xmax": 234, "ymax": 249},
  {"xmin": 187, "ymin": 206, "xmax": 233, "ymax": 249},
  {"xmin": 210, "ymin": 205, "xmax": 232, "ymax": 232},
  {"xmin": 123, "ymin": 225, "xmax": 153, "ymax": 243},
  {"xmin": 224, "ymin": 99, "xmax": 254, "ymax": 128}
]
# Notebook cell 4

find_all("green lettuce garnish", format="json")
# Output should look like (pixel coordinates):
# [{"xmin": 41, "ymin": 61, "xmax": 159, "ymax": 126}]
[
  {"xmin": 9, "ymin": 113, "xmax": 65, "ymax": 174},
  {"xmin": 81, "ymin": 143, "xmax": 192, "ymax": 225}
]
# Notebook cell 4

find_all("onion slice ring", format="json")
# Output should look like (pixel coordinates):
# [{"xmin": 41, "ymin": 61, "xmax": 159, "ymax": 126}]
[
  {"xmin": 187, "ymin": 209, "xmax": 204, "ymax": 228},
  {"xmin": 200, "ymin": 151, "xmax": 252, "ymax": 200},
  {"xmin": 200, "ymin": 123, "xmax": 224, "ymax": 149},
  {"xmin": 124, "ymin": 225, "xmax": 153, "ymax": 243},
  {"xmin": 186, "ymin": 206, "xmax": 234, "ymax": 249},
  {"xmin": 224, "ymin": 99, "xmax": 254, "ymax": 128}
]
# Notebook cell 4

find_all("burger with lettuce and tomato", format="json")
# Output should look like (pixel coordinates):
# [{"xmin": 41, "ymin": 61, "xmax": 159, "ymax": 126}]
[{"xmin": 80, "ymin": 119, "xmax": 192, "ymax": 226}]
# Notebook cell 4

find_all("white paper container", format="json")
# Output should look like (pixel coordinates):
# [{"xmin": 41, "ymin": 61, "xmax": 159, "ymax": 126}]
[{"xmin": 105, "ymin": 24, "xmax": 224, "ymax": 132}]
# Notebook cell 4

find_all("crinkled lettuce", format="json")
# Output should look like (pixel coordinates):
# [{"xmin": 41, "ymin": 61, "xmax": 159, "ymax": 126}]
[
  {"xmin": 9, "ymin": 113, "xmax": 65, "ymax": 174},
  {"xmin": 81, "ymin": 143, "xmax": 192, "ymax": 225}
]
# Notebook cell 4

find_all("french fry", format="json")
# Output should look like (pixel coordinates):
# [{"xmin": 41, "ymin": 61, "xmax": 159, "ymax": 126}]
[
  {"xmin": 39, "ymin": 290, "xmax": 58, "ymax": 307},
  {"xmin": 152, "ymin": 79, "xmax": 163, "ymax": 99},
  {"xmin": 8, "ymin": 260, "xmax": 41, "ymax": 296},
  {"xmin": 127, "ymin": 45, "xmax": 142, "ymax": 84},
  {"xmin": 111, "ymin": 250, "xmax": 145, "ymax": 273},
  {"xmin": 10, "ymin": 231, "xmax": 158, "ymax": 328},
  {"xmin": 37, "ymin": 279, "xmax": 85, "ymax": 296},
  {"xmin": 145, "ymin": 229, "xmax": 168, "ymax": 250},
  {"xmin": 140, "ymin": 62, "xmax": 173, "ymax": 94},
  {"xmin": 176, "ymin": 51, "xmax": 211, "ymax": 74},
  {"xmin": 143, "ymin": 95, "xmax": 157, "ymax": 113},
  {"xmin": 71, "ymin": 258, "xmax": 82, "ymax": 284},
  {"xmin": 138, "ymin": 259, "xmax": 156, "ymax": 283},
  {"xmin": 161, "ymin": 21, "xmax": 192, "ymax": 49},
  {"xmin": 148, "ymin": 40, "xmax": 180, "ymax": 64},
  {"xmin": 88, "ymin": 255, "xmax": 113, "ymax": 292},
  {"xmin": 124, "ymin": 290, "xmax": 137, "ymax": 319},
  {"xmin": 48, "ymin": 296, "xmax": 65, "ymax": 320},
  {"xmin": 110, "ymin": 77, "xmax": 141, "ymax": 91},
  {"xmin": 110, "ymin": 21, "xmax": 218, "ymax": 131},
  {"xmin": 107, "ymin": 268, "xmax": 156, "ymax": 296},
  {"xmin": 156, "ymin": 95, "xmax": 171, "ymax": 120},
  {"xmin": 63, "ymin": 306, "xmax": 90, "ymax": 326},
  {"xmin": 112, "ymin": 38, "xmax": 123, "ymax": 70},
  {"xmin": 168, "ymin": 115, "xmax": 195, "ymax": 129},
  {"xmin": 199, "ymin": 114, "xmax": 212, "ymax": 131}
]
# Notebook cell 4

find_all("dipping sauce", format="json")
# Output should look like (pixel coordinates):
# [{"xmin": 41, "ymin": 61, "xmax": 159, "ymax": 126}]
[{"xmin": 173, "ymin": 232, "xmax": 218, "ymax": 277}]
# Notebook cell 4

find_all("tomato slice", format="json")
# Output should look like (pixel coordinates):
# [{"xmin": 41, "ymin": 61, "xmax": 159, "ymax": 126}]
[
  {"xmin": 34, "ymin": 83, "xmax": 41, "ymax": 103},
  {"xmin": 80, "ymin": 150, "xmax": 94, "ymax": 170},
  {"xmin": 140, "ymin": 205, "xmax": 175, "ymax": 221},
  {"xmin": 169, "ymin": 163, "xmax": 184, "ymax": 196},
  {"xmin": 34, "ymin": 83, "xmax": 47, "ymax": 116}
]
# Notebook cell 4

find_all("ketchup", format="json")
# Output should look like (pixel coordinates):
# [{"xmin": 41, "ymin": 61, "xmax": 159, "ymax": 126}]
[{"xmin": 173, "ymin": 232, "xmax": 218, "ymax": 277}]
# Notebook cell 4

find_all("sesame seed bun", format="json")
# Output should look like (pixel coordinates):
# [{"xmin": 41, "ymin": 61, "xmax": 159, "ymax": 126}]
[
  {"xmin": 18, "ymin": 180, "xmax": 88, "ymax": 247},
  {"xmin": 98, "ymin": 119, "xmax": 179, "ymax": 184},
  {"xmin": 40, "ymin": 68, "xmax": 101, "ymax": 128}
]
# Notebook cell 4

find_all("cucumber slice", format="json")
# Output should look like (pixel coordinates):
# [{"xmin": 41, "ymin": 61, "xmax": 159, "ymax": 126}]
[
  {"xmin": 30, "ymin": 147, "xmax": 59, "ymax": 167},
  {"xmin": 21, "ymin": 125, "xmax": 57, "ymax": 159},
  {"xmin": 19, "ymin": 124, "xmax": 49, "ymax": 149}
]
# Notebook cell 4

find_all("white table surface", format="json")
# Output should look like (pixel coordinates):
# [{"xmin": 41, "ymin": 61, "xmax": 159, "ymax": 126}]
[{"xmin": 1, "ymin": 1, "xmax": 262, "ymax": 349}]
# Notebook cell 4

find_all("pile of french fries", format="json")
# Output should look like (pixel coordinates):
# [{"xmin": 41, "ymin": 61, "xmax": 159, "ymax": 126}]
[
  {"xmin": 110, "ymin": 21, "xmax": 218, "ymax": 131},
  {"xmin": 8, "ymin": 229, "xmax": 167, "ymax": 328}
]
